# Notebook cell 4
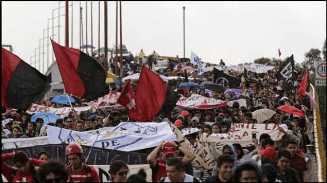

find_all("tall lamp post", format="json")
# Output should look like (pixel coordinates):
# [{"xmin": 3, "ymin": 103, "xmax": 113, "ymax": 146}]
[{"xmin": 183, "ymin": 6, "xmax": 185, "ymax": 58}]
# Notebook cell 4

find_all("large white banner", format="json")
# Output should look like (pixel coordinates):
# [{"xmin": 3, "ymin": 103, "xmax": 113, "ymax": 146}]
[
  {"xmin": 26, "ymin": 103, "xmax": 91, "ymax": 118},
  {"xmin": 193, "ymin": 123, "xmax": 285, "ymax": 170},
  {"xmin": 2, "ymin": 164, "xmax": 152, "ymax": 183},
  {"xmin": 176, "ymin": 94, "xmax": 227, "ymax": 109},
  {"xmin": 47, "ymin": 122, "xmax": 177, "ymax": 151}
]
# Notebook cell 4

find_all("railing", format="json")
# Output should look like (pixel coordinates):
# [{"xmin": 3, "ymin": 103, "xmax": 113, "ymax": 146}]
[{"xmin": 311, "ymin": 83, "xmax": 326, "ymax": 182}]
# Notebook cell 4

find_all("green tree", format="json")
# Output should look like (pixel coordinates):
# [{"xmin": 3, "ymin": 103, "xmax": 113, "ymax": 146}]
[
  {"xmin": 323, "ymin": 39, "xmax": 326, "ymax": 61},
  {"xmin": 302, "ymin": 48, "xmax": 322, "ymax": 72}
]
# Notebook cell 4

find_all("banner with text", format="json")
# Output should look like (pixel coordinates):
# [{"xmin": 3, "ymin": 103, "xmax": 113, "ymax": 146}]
[
  {"xmin": 89, "ymin": 92, "xmax": 122, "ymax": 108},
  {"xmin": 26, "ymin": 103, "xmax": 91, "ymax": 118},
  {"xmin": 193, "ymin": 123, "xmax": 285, "ymax": 170},
  {"xmin": 47, "ymin": 122, "xmax": 177, "ymax": 151},
  {"xmin": 176, "ymin": 94, "xmax": 228, "ymax": 109}
]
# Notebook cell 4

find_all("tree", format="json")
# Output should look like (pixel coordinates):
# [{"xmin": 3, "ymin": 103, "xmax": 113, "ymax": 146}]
[
  {"xmin": 323, "ymin": 39, "xmax": 326, "ymax": 61},
  {"xmin": 302, "ymin": 48, "xmax": 322, "ymax": 72}
]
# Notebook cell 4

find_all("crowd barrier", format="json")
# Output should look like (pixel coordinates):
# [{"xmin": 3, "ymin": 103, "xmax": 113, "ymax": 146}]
[{"xmin": 312, "ymin": 84, "xmax": 326, "ymax": 182}]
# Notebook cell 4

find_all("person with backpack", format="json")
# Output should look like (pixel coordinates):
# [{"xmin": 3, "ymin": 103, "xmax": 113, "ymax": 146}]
[
  {"xmin": 2, "ymin": 151, "xmax": 46, "ymax": 182},
  {"xmin": 65, "ymin": 143, "xmax": 100, "ymax": 182}
]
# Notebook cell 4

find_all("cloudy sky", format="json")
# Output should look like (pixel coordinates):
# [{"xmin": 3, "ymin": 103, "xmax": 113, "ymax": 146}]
[{"xmin": 2, "ymin": 1, "xmax": 326, "ymax": 74}]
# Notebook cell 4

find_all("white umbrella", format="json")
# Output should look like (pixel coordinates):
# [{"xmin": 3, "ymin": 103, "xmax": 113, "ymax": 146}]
[{"xmin": 252, "ymin": 108, "xmax": 276, "ymax": 123}]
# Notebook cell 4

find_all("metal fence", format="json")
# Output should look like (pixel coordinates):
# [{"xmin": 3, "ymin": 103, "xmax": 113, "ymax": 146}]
[{"xmin": 312, "ymin": 84, "xmax": 326, "ymax": 182}]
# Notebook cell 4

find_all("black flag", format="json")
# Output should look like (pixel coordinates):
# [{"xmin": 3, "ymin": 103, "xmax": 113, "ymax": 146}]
[
  {"xmin": 244, "ymin": 67, "xmax": 257, "ymax": 83},
  {"xmin": 2, "ymin": 48, "xmax": 50, "ymax": 109},
  {"xmin": 275, "ymin": 55, "xmax": 297, "ymax": 85},
  {"xmin": 213, "ymin": 68, "xmax": 241, "ymax": 88}
]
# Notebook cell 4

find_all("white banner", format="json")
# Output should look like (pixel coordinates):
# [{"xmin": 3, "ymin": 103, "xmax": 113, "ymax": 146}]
[
  {"xmin": 176, "ymin": 94, "xmax": 228, "ymax": 109},
  {"xmin": 2, "ymin": 136, "xmax": 49, "ymax": 150},
  {"xmin": 2, "ymin": 164, "xmax": 152, "ymax": 183},
  {"xmin": 193, "ymin": 123, "xmax": 285, "ymax": 169},
  {"xmin": 26, "ymin": 103, "xmax": 91, "ymax": 118},
  {"xmin": 89, "ymin": 92, "xmax": 122, "ymax": 108},
  {"xmin": 47, "ymin": 122, "xmax": 177, "ymax": 151}
]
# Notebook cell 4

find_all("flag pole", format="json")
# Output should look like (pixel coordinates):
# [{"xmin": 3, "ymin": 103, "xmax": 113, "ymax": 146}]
[
  {"xmin": 120, "ymin": 1, "xmax": 123, "ymax": 77},
  {"xmin": 115, "ymin": 1, "xmax": 118, "ymax": 76}
]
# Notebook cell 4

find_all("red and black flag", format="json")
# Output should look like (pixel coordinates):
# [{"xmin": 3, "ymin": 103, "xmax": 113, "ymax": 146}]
[
  {"xmin": 118, "ymin": 65, "xmax": 171, "ymax": 122},
  {"xmin": 2, "ymin": 48, "xmax": 50, "ymax": 110},
  {"xmin": 297, "ymin": 68, "xmax": 317, "ymax": 109},
  {"xmin": 51, "ymin": 39, "xmax": 108, "ymax": 101}
]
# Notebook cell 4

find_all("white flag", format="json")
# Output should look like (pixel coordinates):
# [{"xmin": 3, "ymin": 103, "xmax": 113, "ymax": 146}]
[{"xmin": 190, "ymin": 52, "xmax": 201, "ymax": 65}]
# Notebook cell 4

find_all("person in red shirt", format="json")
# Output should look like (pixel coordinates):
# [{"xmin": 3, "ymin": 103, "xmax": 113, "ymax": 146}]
[
  {"xmin": 65, "ymin": 143, "xmax": 100, "ymax": 182},
  {"xmin": 2, "ymin": 151, "xmax": 46, "ymax": 182},
  {"xmin": 147, "ymin": 141, "xmax": 195, "ymax": 182}
]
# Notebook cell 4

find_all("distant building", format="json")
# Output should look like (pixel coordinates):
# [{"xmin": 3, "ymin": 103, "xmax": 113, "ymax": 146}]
[{"xmin": 44, "ymin": 61, "xmax": 64, "ymax": 99}]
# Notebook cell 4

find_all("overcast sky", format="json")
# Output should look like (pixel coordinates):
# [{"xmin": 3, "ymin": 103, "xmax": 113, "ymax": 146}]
[{"xmin": 2, "ymin": 1, "xmax": 326, "ymax": 74}]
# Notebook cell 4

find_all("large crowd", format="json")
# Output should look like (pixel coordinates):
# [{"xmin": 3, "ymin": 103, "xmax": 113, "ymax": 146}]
[{"xmin": 1, "ymin": 51, "xmax": 315, "ymax": 182}]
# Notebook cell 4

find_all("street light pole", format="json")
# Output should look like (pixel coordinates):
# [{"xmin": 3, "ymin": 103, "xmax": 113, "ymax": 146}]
[
  {"xmin": 183, "ymin": 6, "xmax": 185, "ymax": 58},
  {"xmin": 65, "ymin": 0, "xmax": 69, "ymax": 47}
]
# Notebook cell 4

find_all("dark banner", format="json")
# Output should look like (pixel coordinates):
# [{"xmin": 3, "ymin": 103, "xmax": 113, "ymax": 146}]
[{"xmin": 2, "ymin": 144, "xmax": 148, "ymax": 166}]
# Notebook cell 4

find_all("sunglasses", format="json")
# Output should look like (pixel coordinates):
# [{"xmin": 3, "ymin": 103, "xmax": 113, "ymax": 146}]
[{"xmin": 118, "ymin": 171, "xmax": 129, "ymax": 177}]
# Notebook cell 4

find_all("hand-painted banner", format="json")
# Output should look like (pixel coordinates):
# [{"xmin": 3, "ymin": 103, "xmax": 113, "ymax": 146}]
[
  {"xmin": 176, "ymin": 94, "xmax": 228, "ymax": 109},
  {"xmin": 26, "ymin": 103, "xmax": 91, "ymax": 118},
  {"xmin": 89, "ymin": 92, "xmax": 122, "ymax": 108},
  {"xmin": 47, "ymin": 122, "xmax": 177, "ymax": 151},
  {"xmin": 193, "ymin": 123, "xmax": 285, "ymax": 170}
]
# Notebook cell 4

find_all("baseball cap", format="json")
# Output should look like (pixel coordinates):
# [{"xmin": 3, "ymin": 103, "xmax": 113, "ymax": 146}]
[
  {"xmin": 174, "ymin": 120, "xmax": 183, "ymax": 127},
  {"xmin": 259, "ymin": 146, "xmax": 277, "ymax": 161},
  {"xmin": 181, "ymin": 110, "xmax": 189, "ymax": 117},
  {"xmin": 162, "ymin": 141, "xmax": 177, "ymax": 156}
]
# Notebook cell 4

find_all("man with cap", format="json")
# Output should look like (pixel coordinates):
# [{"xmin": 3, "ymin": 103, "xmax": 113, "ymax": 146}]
[
  {"xmin": 65, "ymin": 143, "xmax": 100, "ymax": 182},
  {"xmin": 147, "ymin": 141, "xmax": 196, "ymax": 182}
]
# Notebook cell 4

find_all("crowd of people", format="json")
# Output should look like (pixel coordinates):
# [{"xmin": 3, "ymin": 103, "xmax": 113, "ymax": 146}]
[{"xmin": 1, "ymin": 53, "xmax": 315, "ymax": 182}]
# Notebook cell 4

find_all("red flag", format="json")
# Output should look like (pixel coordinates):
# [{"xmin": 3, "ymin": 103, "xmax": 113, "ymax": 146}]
[
  {"xmin": 129, "ymin": 65, "xmax": 168, "ymax": 121},
  {"xmin": 278, "ymin": 48, "xmax": 281, "ymax": 57},
  {"xmin": 51, "ymin": 39, "xmax": 108, "ymax": 101},
  {"xmin": 297, "ymin": 68, "xmax": 309, "ymax": 98},
  {"xmin": 2, "ymin": 48, "xmax": 50, "ymax": 109},
  {"xmin": 297, "ymin": 68, "xmax": 317, "ymax": 109},
  {"xmin": 117, "ymin": 80, "xmax": 136, "ymax": 110}
]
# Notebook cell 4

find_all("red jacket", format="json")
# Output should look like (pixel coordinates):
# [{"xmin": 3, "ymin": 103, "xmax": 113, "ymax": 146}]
[
  {"xmin": 66, "ymin": 163, "xmax": 100, "ymax": 182},
  {"xmin": 2, "ymin": 152, "xmax": 45, "ymax": 182}
]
